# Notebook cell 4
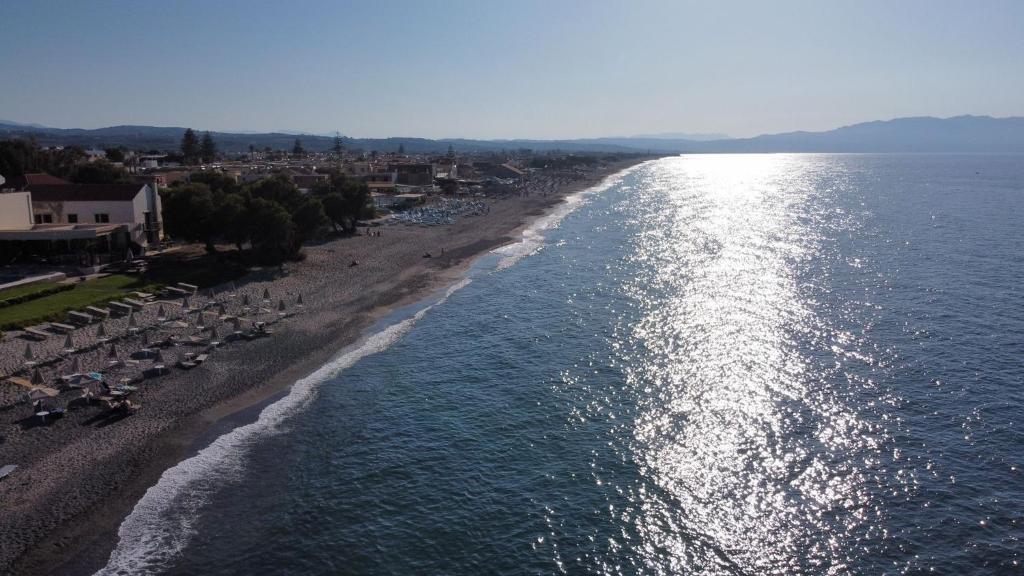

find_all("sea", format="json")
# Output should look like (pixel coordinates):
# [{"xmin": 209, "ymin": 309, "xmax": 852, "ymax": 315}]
[{"xmin": 98, "ymin": 154, "xmax": 1024, "ymax": 575}]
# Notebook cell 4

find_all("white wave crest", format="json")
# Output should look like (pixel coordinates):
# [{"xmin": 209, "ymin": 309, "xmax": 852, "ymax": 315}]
[
  {"xmin": 491, "ymin": 165, "xmax": 640, "ymax": 269},
  {"xmin": 96, "ymin": 278, "xmax": 471, "ymax": 575}
]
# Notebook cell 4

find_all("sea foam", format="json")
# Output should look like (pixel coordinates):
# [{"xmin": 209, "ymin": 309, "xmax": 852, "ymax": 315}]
[{"xmin": 97, "ymin": 279, "xmax": 471, "ymax": 575}]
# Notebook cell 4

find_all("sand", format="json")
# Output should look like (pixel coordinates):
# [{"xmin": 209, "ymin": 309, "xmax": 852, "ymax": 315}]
[{"xmin": 0, "ymin": 157, "xmax": 653, "ymax": 575}]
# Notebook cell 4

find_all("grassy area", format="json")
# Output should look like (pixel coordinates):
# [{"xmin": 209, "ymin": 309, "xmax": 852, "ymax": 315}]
[
  {"xmin": 0, "ymin": 282, "xmax": 65, "ymax": 302},
  {"xmin": 0, "ymin": 274, "xmax": 162, "ymax": 331}
]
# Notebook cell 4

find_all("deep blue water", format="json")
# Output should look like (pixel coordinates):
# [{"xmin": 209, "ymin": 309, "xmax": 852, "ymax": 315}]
[{"xmin": 102, "ymin": 154, "xmax": 1024, "ymax": 575}]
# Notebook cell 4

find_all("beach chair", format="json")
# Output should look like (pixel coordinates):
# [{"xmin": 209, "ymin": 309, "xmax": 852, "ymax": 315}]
[
  {"xmin": 86, "ymin": 306, "xmax": 110, "ymax": 318},
  {"xmin": 177, "ymin": 282, "xmax": 198, "ymax": 293},
  {"xmin": 68, "ymin": 311, "xmax": 94, "ymax": 325},
  {"xmin": 123, "ymin": 297, "xmax": 146, "ymax": 309},
  {"xmin": 24, "ymin": 327, "xmax": 51, "ymax": 340},
  {"xmin": 49, "ymin": 322, "xmax": 76, "ymax": 334}
]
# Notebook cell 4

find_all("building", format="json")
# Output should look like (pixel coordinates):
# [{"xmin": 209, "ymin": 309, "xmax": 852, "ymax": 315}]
[
  {"xmin": 388, "ymin": 163, "xmax": 436, "ymax": 187},
  {"xmin": 0, "ymin": 174, "xmax": 164, "ymax": 263}
]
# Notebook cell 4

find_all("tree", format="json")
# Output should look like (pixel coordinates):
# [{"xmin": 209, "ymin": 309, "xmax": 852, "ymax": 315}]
[
  {"xmin": 291, "ymin": 196, "xmax": 328, "ymax": 246},
  {"xmin": 248, "ymin": 144, "xmax": 255, "ymax": 159},
  {"xmin": 160, "ymin": 184, "xmax": 218, "ymax": 252},
  {"xmin": 214, "ymin": 193, "xmax": 249, "ymax": 251},
  {"xmin": 69, "ymin": 160, "xmax": 131, "ymax": 184},
  {"xmin": 332, "ymin": 133, "xmax": 344, "ymax": 155},
  {"xmin": 181, "ymin": 129, "xmax": 200, "ymax": 164},
  {"xmin": 397, "ymin": 143, "xmax": 405, "ymax": 154},
  {"xmin": 190, "ymin": 171, "xmax": 239, "ymax": 195},
  {"xmin": 321, "ymin": 193, "xmax": 346, "ymax": 233},
  {"xmin": 246, "ymin": 198, "xmax": 295, "ymax": 263},
  {"xmin": 447, "ymin": 144, "xmax": 455, "ymax": 159},
  {"xmin": 248, "ymin": 174, "xmax": 302, "ymax": 210},
  {"xmin": 200, "ymin": 132, "xmax": 217, "ymax": 164},
  {"xmin": 292, "ymin": 138, "xmax": 305, "ymax": 156},
  {"xmin": 104, "ymin": 147, "xmax": 126, "ymax": 163}
]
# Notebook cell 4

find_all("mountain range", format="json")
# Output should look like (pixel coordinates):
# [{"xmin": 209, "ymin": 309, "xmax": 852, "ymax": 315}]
[{"xmin": 1, "ymin": 115, "xmax": 1021, "ymax": 155}]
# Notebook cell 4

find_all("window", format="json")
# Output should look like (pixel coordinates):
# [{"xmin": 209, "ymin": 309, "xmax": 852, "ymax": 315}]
[
  {"xmin": 34, "ymin": 213, "xmax": 53, "ymax": 224},
  {"xmin": 94, "ymin": 213, "xmax": 110, "ymax": 223},
  {"xmin": 67, "ymin": 214, "xmax": 78, "ymax": 223}
]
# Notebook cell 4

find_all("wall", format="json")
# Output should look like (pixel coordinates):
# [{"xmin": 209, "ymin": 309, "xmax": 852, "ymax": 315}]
[{"xmin": 0, "ymin": 192, "xmax": 33, "ymax": 230}]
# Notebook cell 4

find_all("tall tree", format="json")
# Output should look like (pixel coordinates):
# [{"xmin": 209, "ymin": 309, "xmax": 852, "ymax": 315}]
[
  {"xmin": 200, "ymin": 132, "xmax": 217, "ymax": 164},
  {"xmin": 397, "ymin": 143, "xmax": 405, "ymax": 154},
  {"xmin": 332, "ymin": 133, "xmax": 344, "ymax": 155},
  {"xmin": 181, "ymin": 128, "xmax": 200, "ymax": 164},
  {"xmin": 292, "ymin": 138, "xmax": 305, "ymax": 156}
]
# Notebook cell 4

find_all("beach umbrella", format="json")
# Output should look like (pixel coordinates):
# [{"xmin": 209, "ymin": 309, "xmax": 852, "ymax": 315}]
[
  {"xmin": 297, "ymin": 293, "xmax": 304, "ymax": 307},
  {"xmin": 262, "ymin": 288, "xmax": 270, "ymax": 301},
  {"xmin": 108, "ymin": 343, "xmax": 118, "ymax": 358},
  {"xmin": 157, "ymin": 305, "xmax": 166, "ymax": 321},
  {"xmin": 218, "ymin": 303, "xmax": 227, "ymax": 316},
  {"xmin": 128, "ymin": 312, "xmax": 138, "ymax": 329},
  {"xmin": 154, "ymin": 348, "xmax": 165, "ymax": 364},
  {"xmin": 24, "ymin": 343, "xmax": 34, "ymax": 361},
  {"xmin": 278, "ymin": 299, "xmax": 286, "ymax": 312},
  {"xmin": 70, "ymin": 356, "xmax": 81, "ymax": 374},
  {"xmin": 31, "ymin": 368, "xmax": 44, "ymax": 386},
  {"xmin": 210, "ymin": 325, "xmax": 219, "ymax": 340},
  {"xmin": 242, "ymin": 294, "xmax": 251, "ymax": 307},
  {"xmin": 97, "ymin": 322, "xmax": 107, "ymax": 338},
  {"xmin": 231, "ymin": 317, "xmax": 241, "ymax": 331},
  {"xmin": 197, "ymin": 312, "xmax": 206, "ymax": 328},
  {"xmin": 64, "ymin": 333, "xmax": 74, "ymax": 351},
  {"xmin": 182, "ymin": 296, "xmax": 191, "ymax": 311},
  {"xmin": 229, "ymin": 282, "xmax": 237, "ymax": 296},
  {"xmin": 141, "ymin": 331, "xmax": 150, "ymax": 347},
  {"xmin": 208, "ymin": 288, "xmax": 217, "ymax": 300}
]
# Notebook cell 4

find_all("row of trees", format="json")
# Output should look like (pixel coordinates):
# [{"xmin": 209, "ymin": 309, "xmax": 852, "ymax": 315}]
[
  {"xmin": 0, "ymin": 139, "xmax": 133, "ymax": 183},
  {"xmin": 181, "ymin": 129, "xmax": 218, "ymax": 165},
  {"xmin": 160, "ymin": 172, "xmax": 371, "ymax": 263}
]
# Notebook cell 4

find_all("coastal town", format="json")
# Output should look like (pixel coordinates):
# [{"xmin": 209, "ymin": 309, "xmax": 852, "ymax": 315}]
[{"xmin": 0, "ymin": 129, "xmax": 653, "ymax": 574}]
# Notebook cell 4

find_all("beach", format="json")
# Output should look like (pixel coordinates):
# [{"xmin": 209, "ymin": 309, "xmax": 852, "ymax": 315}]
[{"xmin": 0, "ymin": 157, "xmax": 653, "ymax": 576}]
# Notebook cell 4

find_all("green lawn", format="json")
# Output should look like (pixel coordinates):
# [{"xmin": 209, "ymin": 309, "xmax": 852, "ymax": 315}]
[
  {"xmin": 0, "ymin": 274, "xmax": 162, "ymax": 330},
  {"xmin": 0, "ymin": 282, "xmax": 64, "ymax": 302}
]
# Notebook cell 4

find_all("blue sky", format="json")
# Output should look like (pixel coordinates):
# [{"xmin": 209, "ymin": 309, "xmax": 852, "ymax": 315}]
[{"xmin": 1, "ymin": 0, "xmax": 1022, "ymax": 139}]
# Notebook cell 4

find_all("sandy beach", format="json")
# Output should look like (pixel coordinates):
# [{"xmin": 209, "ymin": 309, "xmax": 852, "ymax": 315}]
[{"xmin": 0, "ymin": 157, "xmax": 654, "ymax": 576}]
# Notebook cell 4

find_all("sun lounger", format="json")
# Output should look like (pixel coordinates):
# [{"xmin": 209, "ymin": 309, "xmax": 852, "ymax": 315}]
[
  {"xmin": 177, "ymin": 282, "xmax": 199, "ymax": 293},
  {"xmin": 131, "ymin": 291, "xmax": 155, "ymax": 301},
  {"xmin": 86, "ymin": 306, "xmax": 110, "ymax": 317},
  {"xmin": 68, "ymin": 310, "xmax": 94, "ymax": 325},
  {"xmin": 164, "ymin": 286, "xmax": 190, "ymax": 296},
  {"xmin": 49, "ymin": 322, "xmax": 76, "ymax": 334},
  {"xmin": 194, "ymin": 353, "xmax": 209, "ymax": 364},
  {"xmin": 108, "ymin": 301, "xmax": 133, "ymax": 315},
  {"xmin": 123, "ymin": 298, "xmax": 146, "ymax": 308},
  {"xmin": 24, "ymin": 327, "xmax": 51, "ymax": 340}
]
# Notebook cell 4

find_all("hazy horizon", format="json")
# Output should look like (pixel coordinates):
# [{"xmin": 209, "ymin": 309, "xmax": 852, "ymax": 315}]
[{"xmin": 2, "ymin": 0, "xmax": 1023, "ymax": 139}]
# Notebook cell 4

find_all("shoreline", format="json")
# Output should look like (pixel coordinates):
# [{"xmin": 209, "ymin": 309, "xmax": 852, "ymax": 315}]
[{"xmin": 2, "ymin": 156, "xmax": 657, "ymax": 576}]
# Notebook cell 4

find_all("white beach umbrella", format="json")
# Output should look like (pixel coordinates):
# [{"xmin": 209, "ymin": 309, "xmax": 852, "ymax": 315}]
[
  {"xmin": 141, "ymin": 331, "xmax": 150, "ymax": 347},
  {"xmin": 31, "ymin": 368, "xmax": 44, "ymax": 386},
  {"xmin": 182, "ymin": 296, "xmax": 191, "ymax": 311},
  {"xmin": 197, "ymin": 312, "xmax": 206, "ymax": 328},
  {"xmin": 64, "ymin": 333, "xmax": 74, "ymax": 350},
  {"xmin": 262, "ymin": 287, "xmax": 270, "ymax": 301},
  {"xmin": 97, "ymin": 322, "xmax": 107, "ymax": 338},
  {"xmin": 278, "ymin": 299, "xmax": 286, "ymax": 312},
  {"xmin": 242, "ymin": 294, "xmax": 251, "ymax": 307},
  {"xmin": 70, "ymin": 356, "xmax": 81, "ymax": 374},
  {"xmin": 108, "ymin": 343, "xmax": 118, "ymax": 358},
  {"xmin": 210, "ymin": 325, "xmax": 219, "ymax": 340},
  {"xmin": 297, "ymin": 293, "xmax": 304, "ymax": 307},
  {"xmin": 157, "ymin": 304, "xmax": 166, "ymax": 321},
  {"xmin": 154, "ymin": 348, "xmax": 165, "ymax": 364},
  {"xmin": 24, "ymin": 343, "xmax": 34, "ymax": 361},
  {"xmin": 128, "ymin": 312, "xmax": 138, "ymax": 329}
]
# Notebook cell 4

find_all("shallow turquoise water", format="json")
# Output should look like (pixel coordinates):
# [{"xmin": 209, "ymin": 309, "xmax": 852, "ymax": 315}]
[{"xmin": 102, "ymin": 154, "xmax": 1024, "ymax": 575}]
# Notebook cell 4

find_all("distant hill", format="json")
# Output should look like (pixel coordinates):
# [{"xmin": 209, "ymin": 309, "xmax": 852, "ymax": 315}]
[{"xmin": 1, "ymin": 115, "xmax": 1022, "ymax": 154}]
